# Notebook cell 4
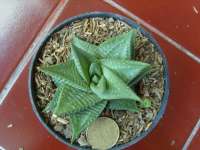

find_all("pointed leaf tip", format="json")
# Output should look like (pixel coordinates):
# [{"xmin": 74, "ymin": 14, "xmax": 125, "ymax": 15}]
[
  {"xmin": 72, "ymin": 36, "xmax": 100, "ymax": 57},
  {"xmin": 98, "ymin": 29, "xmax": 138, "ymax": 59},
  {"xmin": 43, "ymin": 86, "xmax": 62, "ymax": 113},
  {"xmin": 71, "ymin": 44, "xmax": 91, "ymax": 82},
  {"xmin": 39, "ymin": 60, "xmax": 90, "ymax": 91},
  {"xmin": 100, "ymin": 58, "xmax": 151, "ymax": 83}
]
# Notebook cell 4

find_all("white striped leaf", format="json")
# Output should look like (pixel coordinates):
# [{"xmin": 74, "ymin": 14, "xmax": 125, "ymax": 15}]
[
  {"xmin": 53, "ymin": 85, "xmax": 103, "ymax": 115},
  {"xmin": 39, "ymin": 60, "xmax": 90, "ymax": 92},
  {"xmin": 100, "ymin": 58, "xmax": 151, "ymax": 83},
  {"xmin": 43, "ymin": 86, "xmax": 62, "ymax": 113},
  {"xmin": 91, "ymin": 66, "xmax": 142, "ymax": 102},
  {"xmin": 71, "ymin": 44, "xmax": 91, "ymax": 82},
  {"xmin": 72, "ymin": 36, "xmax": 100, "ymax": 58},
  {"xmin": 98, "ymin": 30, "xmax": 137, "ymax": 59},
  {"xmin": 70, "ymin": 101, "xmax": 107, "ymax": 142}
]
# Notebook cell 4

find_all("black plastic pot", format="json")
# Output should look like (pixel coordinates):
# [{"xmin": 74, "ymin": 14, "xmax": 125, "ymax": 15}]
[{"xmin": 29, "ymin": 12, "xmax": 169, "ymax": 150}]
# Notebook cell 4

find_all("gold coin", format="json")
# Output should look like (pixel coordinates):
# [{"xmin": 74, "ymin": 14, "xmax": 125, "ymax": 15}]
[{"xmin": 86, "ymin": 117, "xmax": 119, "ymax": 150}]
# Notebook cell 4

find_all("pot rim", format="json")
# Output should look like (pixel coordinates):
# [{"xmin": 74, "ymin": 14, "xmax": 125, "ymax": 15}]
[{"xmin": 28, "ymin": 11, "xmax": 170, "ymax": 150}]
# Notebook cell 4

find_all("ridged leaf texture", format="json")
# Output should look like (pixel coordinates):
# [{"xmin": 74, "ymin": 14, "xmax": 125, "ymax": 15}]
[
  {"xmin": 71, "ymin": 44, "xmax": 91, "ymax": 82},
  {"xmin": 53, "ymin": 84, "xmax": 103, "ymax": 115},
  {"xmin": 39, "ymin": 60, "xmax": 90, "ymax": 91},
  {"xmin": 43, "ymin": 86, "xmax": 62, "ymax": 113},
  {"xmin": 70, "ymin": 101, "xmax": 107, "ymax": 142},
  {"xmin": 90, "ymin": 66, "xmax": 142, "ymax": 102},
  {"xmin": 72, "ymin": 36, "xmax": 100, "ymax": 57},
  {"xmin": 98, "ymin": 29, "xmax": 137, "ymax": 59},
  {"xmin": 100, "ymin": 59, "xmax": 151, "ymax": 83}
]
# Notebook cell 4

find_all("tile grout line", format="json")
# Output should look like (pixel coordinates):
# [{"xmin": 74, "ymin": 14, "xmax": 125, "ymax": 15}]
[
  {"xmin": 103, "ymin": 0, "xmax": 200, "ymax": 64},
  {"xmin": 0, "ymin": 0, "xmax": 69, "ymax": 105},
  {"xmin": 182, "ymin": 118, "xmax": 200, "ymax": 150}
]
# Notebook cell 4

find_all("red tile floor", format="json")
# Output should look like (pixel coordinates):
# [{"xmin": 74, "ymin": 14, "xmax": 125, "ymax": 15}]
[{"xmin": 0, "ymin": 0, "xmax": 199, "ymax": 150}]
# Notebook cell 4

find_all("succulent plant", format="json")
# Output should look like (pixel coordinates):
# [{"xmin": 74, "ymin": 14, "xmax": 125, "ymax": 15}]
[{"xmin": 39, "ymin": 29, "xmax": 152, "ymax": 142}]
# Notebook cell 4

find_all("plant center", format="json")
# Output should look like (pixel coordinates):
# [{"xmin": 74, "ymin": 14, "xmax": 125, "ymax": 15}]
[{"xmin": 89, "ymin": 62, "xmax": 102, "ymax": 85}]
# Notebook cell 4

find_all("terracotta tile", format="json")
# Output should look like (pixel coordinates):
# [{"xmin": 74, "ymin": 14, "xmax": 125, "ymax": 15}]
[
  {"xmin": 1, "ymin": 0, "xmax": 200, "ymax": 150},
  {"xmin": 0, "ymin": 64, "xmax": 72, "ymax": 150},
  {"xmin": 189, "ymin": 129, "xmax": 200, "ymax": 150},
  {"xmin": 114, "ymin": 0, "xmax": 200, "ymax": 57},
  {"xmin": 0, "ymin": 0, "xmax": 60, "ymax": 91}
]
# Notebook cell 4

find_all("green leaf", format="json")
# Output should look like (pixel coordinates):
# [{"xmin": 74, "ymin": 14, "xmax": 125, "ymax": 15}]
[
  {"xmin": 70, "ymin": 101, "xmax": 107, "ymax": 142},
  {"xmin": 90, "ymin": 66, "xmax": 142, "ymax": 102},
  {"xmin": 129, "ymin": 65, "xmax": 152, "ymax": 85},
  {"xmin": 90, "ymin": 75, "xmax": 107, "ymax": 93},
  {"xmin": 72, "ymin": 36, "xmax": 100, "ymax": 58},
  {"xmin": 108, "ymin": 100, "xmax": 139, "ymax": 113},
  {"xmin": 39, "ymin": 60, "xmax": 90, "ymax": 92},
  {"xmin": 71, "ymin": 44, "xmax": 91, "ymax": 82},
  {"xmin": 43, "ymin": 86, "xmax": 62, "ymax": 113},
  {"xmin": 89, "ymin": 62, "xmax": 102, "ymax": 77},
  {"xmin": 53, "ymin": 85, "xmax": 103, "ymax": 115},
  {"xmin": 98, "ymin": 30, "xmax": 137, "ymax": 59},
  {"xmin": 91, "ymin": 75, "xmax": 100, "ymax": 85},
  {"xmin": 100, "ymin": 59, "xmax": 151, "ymax": 83}
]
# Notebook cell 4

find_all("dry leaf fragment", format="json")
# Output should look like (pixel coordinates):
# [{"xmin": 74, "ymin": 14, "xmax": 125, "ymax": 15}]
[
  {"xmin": 64, "ymin": 125, "xmax": 72, "ymax": 139},
  {"xmin": 57, "ymin": 117, "xmax": 68, "ymax": 125}
]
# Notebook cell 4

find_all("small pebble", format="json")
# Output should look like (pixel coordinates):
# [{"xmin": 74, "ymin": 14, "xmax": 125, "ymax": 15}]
[
  {"xmin": 77, "ymin": 134, "xmax": 89, "ymax": 146},
  {"xmin": 64, "ymin": 125, "xmax": 72, "ymax": 139},
  {"xmin": 186, "ymin": 24, "xmax": 190, "ymax": 28},
  {"xmin": 44, "ymin": 56, "xmax": 53, "ymax": 64},
  {"xmin": 50, "ymin": 117, "xmax": 57, "ymax": 125},
  {"xmin": 108, "ymin": 18, "xmax": 114, "ymax": 23},
  {"xmin": 170, "ymin": 140, "xmax": 176, "ymax": 146},
  {"xmin": 18, "ymin": 147, "xmax": 23, "ymax": 150},
  {"xmin": 57, "ymin": 117, "xmax": 68, "ymax": 125},
  {"xmin": 54, "ymin": 124, "xmax": 64, "ymax": 132},
  {"xmin": 7, "ymin": 124, "xmax": 13, "ymax": 128},
  {"xmin": 146, "ymin": 111, "xmax": 154, "ymax": 120}
]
